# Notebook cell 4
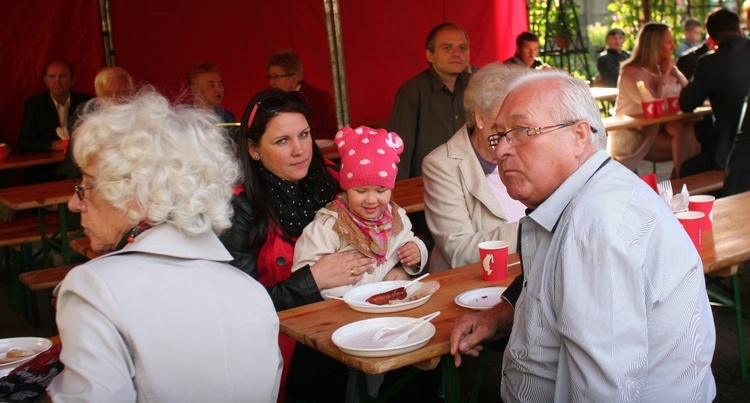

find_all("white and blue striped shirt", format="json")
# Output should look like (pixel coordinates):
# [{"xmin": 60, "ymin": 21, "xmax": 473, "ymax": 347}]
[{"xmin": 502, "ymin": 150, "xmax": 716, "ymax": 402}]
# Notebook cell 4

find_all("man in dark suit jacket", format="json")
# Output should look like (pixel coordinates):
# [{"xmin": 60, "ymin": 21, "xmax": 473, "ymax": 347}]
[
  {"xmin": 679, "ymin": 8, "xmax": 750, "ymax": 173},
  {"xmin": 19, "ymin": 60, "xmax": 93, "ymax": 182}
]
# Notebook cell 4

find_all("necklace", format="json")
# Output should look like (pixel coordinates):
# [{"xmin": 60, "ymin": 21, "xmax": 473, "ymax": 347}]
[{"xmin": 127, "ymin": 221, "xmax": 152, "ymax": 243}]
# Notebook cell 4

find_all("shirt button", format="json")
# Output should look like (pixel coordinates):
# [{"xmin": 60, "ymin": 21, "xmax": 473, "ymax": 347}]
[{"xmin": 276, "ymin": 256, "xmax": 286, "ymax": 266}]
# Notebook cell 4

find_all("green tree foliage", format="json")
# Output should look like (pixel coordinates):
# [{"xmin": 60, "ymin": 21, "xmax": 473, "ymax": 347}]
[{"xmin": 526, "ymin": 0, "xmax": 715, "ymax": 79}]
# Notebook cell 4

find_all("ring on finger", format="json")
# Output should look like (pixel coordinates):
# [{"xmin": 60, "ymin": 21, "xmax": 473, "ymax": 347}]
[{"xmin": 350, "ymin": 269, "xmax": 355, "ymax": 276}]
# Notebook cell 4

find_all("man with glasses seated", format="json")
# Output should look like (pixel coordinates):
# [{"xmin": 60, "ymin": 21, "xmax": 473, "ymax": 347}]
[
  {"xmin": 450, "ymin": 69, "xmax": 716, "ymax": 401},
  {"xmin": 266, "ymin": 51, "xmax": 338, "ymax": 140}
]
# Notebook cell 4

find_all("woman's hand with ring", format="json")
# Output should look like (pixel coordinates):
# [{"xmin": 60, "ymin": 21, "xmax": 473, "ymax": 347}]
[{"xmin": 310, "ymin": 250, "xmax": 375, "ymax": 290}]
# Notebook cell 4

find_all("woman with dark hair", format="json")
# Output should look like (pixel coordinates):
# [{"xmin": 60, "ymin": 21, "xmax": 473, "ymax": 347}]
[{"xmin": 222, "ymin": 88, "xmax": 373, "ymax": 401}]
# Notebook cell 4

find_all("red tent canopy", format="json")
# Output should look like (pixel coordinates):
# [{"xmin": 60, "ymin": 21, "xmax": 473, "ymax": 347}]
[{"xmin": 1, "ymin": 0, "xmax": 527, "ymax": 151}]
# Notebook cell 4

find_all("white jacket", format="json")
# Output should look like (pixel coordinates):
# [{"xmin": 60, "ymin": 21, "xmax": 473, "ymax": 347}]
[
  {"xmin": 422, "ymin": 125, "xmax": 520, "ymax": 273},
  {"xmin": 292, "ymin": 205, "xmax": 427, "ymax": 298},
  {"xmin": 50, "ymin": 224, "xmax": 282, "ymax": 402}
]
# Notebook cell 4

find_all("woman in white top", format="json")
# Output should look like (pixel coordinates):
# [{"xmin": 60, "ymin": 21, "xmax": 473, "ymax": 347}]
[
  {"xmin": 49, "ymin": 90, "xmax": 282, "ymax": 402},
  {"xmin": 422, "ymin": 63, "xmax": 528, "ymax": 273},
  {"xmin": 611, "ymin": 22, "xmax": 701, "ymax": 175}
]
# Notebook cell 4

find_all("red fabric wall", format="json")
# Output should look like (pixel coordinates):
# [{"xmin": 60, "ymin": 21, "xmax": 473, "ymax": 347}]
[
  {"xmin": 110, "ymin": 0, "xmax": 528, "ymax": 128},
  {"xmin": 3, "ymin": 0, "xmax": 527, "ymax": 153},
  {"xmin": 110, "ymin": 0, "xmax": 333, "ymax": 124},
  {"xmin": 0, "ymin": 1, "xmax": 104, "ymax": 150},
  {"xmin": 340, "ymin": 0, "xmax": 529, "ymax": 126}
]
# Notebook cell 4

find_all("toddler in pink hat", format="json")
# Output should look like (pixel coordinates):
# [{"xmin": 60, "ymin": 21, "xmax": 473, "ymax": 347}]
[{"xmin": 291, "ymin": 125, "xmax": 427, "ymax": 298}]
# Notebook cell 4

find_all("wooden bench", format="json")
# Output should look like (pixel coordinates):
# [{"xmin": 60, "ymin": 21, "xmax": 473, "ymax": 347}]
[
  {"xmin": 19, "ymin": 264, "xmax": 76, "ymax": 291},
  {"xmin": 71, "ymin": 236, "xmax": 104, "ymax": 260},
  {"xmin": 1, "ymin": 214, "xmax": 61, "ymax": 314},
  {"xmin": 671, "ymin": 169, "xmax": 725, "ymax": 195},
  {"xmin": 0, "ymin": 214, "xmax": 60, "ymax": 246},
  {"xmin": 18, "ymin": 264, "xmax": 77, "ymax": 327}
]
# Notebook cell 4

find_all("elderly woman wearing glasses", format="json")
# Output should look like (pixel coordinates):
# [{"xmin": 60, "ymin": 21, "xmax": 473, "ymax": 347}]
[
  {"xmin": 222, "ymin": 88, "xmax": 373, "ymax": 401},
  {"xmin": 422, "ymin": 63, "xmax": 527, "ymax": 273},
  {"xmin": 49, "ymin": 90, "xmax": 282, "ymax": 401}
]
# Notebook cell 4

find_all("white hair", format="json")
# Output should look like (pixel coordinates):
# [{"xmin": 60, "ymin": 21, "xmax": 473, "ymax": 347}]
[
  {"xmin": 72, "ymin": 88, "xmax": 240, "ymax": 235},
  {"xmin": 504, "ymin": 69, "xmax": 607, "ymax": 150},
  {"xmin": 463, "ymin": 63, "xmax": 530, "ymax": 127}
]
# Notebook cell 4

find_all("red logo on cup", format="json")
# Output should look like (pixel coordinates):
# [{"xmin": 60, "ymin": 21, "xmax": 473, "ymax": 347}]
[
  {"xmin": 667, "ymin": 97, "xmax": 680, "ymax": 114},
  {"xmin": 478, "ymin": 241, "xmax": 509, "ymax": 281},
  {"xmin": 654, "ymin": 99, "xmax": 666, "ymax": 116}
]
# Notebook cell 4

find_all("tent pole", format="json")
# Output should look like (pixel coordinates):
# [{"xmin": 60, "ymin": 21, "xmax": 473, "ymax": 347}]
[
  {"xmin": 324, "ymin": 0, "xmax": 350, "ymax": 128},
  {"xmin": 99, "ymin": 0, "xmax": 116, "ymax": 66}
]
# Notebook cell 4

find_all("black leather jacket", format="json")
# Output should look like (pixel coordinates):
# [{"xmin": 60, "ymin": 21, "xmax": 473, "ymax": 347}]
[{"xmin": 221, "ymin": 193, "xmax": 323, "ymax": 311}]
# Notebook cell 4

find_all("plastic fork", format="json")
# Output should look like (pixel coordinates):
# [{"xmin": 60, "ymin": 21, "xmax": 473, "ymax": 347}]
[
  {"xmin": 657, "ymin": 179, "xmax": 673, "ymax": 204},
  {"xmin": 371, "ymin": 311, "xmax": 440, "ymax": 342}
]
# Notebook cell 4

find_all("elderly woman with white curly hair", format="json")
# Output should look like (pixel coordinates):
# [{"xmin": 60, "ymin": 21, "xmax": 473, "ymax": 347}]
[{"xmin": 48, "ymin": 90, "xmax": 282, "ymax": 402}]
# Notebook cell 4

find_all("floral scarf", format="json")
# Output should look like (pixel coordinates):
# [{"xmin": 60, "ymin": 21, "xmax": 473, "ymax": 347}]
[{"xmin": 328, "ymin": 193, "xmax": 403, "ymax": 264}]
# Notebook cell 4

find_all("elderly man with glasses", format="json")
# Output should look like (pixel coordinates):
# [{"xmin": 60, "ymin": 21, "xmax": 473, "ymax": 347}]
[
  {"xmin": 265, "ymin": 50, "xmax": 338, "ymax": 140},
  {"xmin": 450, "ymin": 69, "xmax": 716, "ymax": 402}
]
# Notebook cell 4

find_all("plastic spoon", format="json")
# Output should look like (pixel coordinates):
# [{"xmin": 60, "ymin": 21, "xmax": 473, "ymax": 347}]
[
  {"xmin": 372, "ymin": 311, "xmax": 440, "ymax": 342},
  {"xmin": 382, "ymin": 311, "xmax": 441, "ymax": 348}
]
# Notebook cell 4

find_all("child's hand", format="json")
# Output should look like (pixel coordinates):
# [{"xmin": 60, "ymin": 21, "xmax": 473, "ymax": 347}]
[
  {"xmin": 384, "ymin": 267, "xmax": 409, "ymax": 281},
  {"xmin": 398, "ymin": 241, "xmax": 421, "ymax": 267}
]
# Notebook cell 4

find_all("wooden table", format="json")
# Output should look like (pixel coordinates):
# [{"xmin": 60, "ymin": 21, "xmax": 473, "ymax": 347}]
[
  {"xmin": 279, "ymin": 254, "xmax": 521, "ymax": 400},
  {"xmin": 699, "ymin": 190, "xmax": 750, "ymax": 275},
  {"xmin": 697, "ymin": 190, "xmax": 750, "ymax": 379},
  {"xmin": 603, "ymin": 105, "xmax": 712, "ymax": 131},
  {"xmin": 0, "ymin": 151, "xmax": 65, "ymax": 171},
  {"xmin": 392, "ymin": 176, "xmax": 425, "ymax": 214},
  {"xmin": 589, "ymin": 87, "xmax": 618, "ymax": 102},
  {"xmin": 0, "ymin": 180, "xmax": 75, "ymax": 264},
  {"xmin": 279, "ymin": 190, "xmax": 750, "ymax": 393},
  {"xmin": 670, "ymin": 170, "xmax": 724, "ymax": 196}
]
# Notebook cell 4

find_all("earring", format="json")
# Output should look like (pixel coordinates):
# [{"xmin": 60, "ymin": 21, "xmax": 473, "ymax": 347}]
[
  {"xmin": 253, "ymin": 155, "xmax": 260, "ymax": 161},
  {"xmin": 478, "ymin": 125, "xmax": 484, "ymax": 130}
]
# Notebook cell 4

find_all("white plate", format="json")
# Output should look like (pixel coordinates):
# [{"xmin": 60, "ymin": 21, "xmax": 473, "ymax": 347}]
[
  {"xmin": 0, "ymin": 337, "xmax": 53, "ymax": 369},
  {"xmin": 342, "ymin": 281, "xmax": 431, "ymax": 313},
  {"xmin": 315, "ymin": 139, "xmax": 334, "ymax": 148},
  {"xmin": 332, "ymin": 316, "xmax": 436, "ymax": 357},
  {"xmin": 454, "ymin": 287, "xmax": 507, "ymax": 310}
]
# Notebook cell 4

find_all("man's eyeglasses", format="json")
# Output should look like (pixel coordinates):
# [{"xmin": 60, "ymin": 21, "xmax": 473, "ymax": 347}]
[
  {"xmin": 73, "ymin": 179, "xmax": 95, "ymax": 201},
  {"xmin": 487, "ymin": 121, "xmax": 597, "ymax": 148},
  {"xmin": 264, "ymin": 73, "xmax": 295, "ymax": 80},
  {"xmin": 246, "ymin": 91, "xmax": 306, "ymax": 128}
]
